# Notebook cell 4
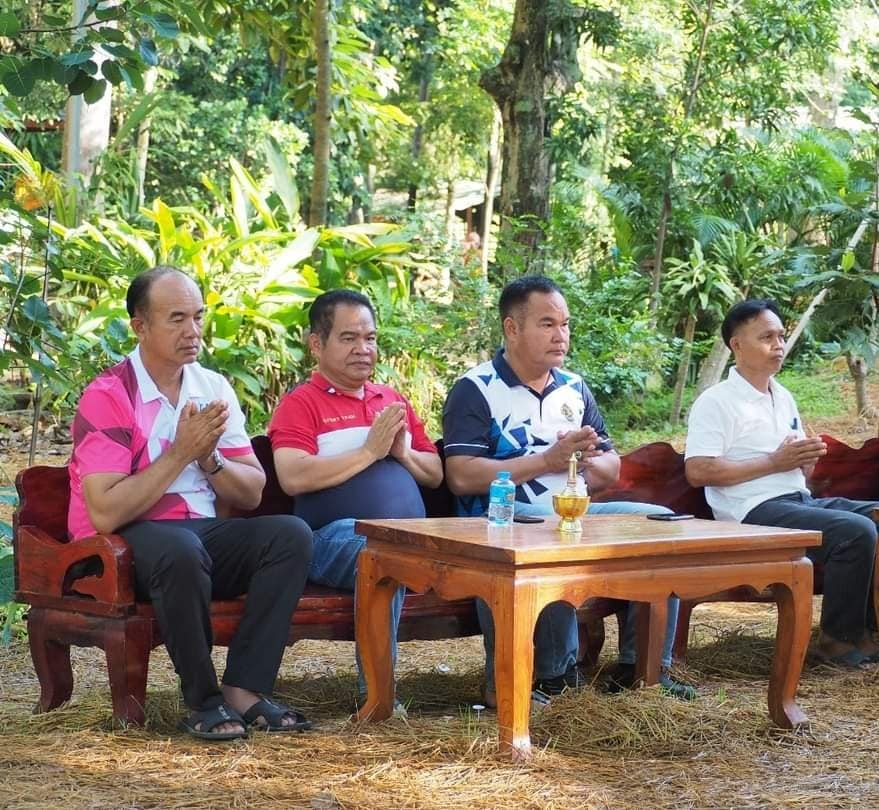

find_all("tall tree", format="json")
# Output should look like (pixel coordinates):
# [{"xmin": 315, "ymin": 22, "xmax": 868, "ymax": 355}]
[
  {"xmin": 309, "ymin": 0, "xmax": 332, "ymax": 226},
  {"xmin": 480, "ymin": 1, "xmax": 617, "ymax": 267}
]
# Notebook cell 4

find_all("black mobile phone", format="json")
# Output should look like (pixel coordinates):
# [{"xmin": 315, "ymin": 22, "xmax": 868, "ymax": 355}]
[
  {"xmin": 646, "ymin": 513, "xmax": 694, "ymax": 521},
  {"xmin": 513, "ymin": 514, "xmax": 545, "ymax": 524}
]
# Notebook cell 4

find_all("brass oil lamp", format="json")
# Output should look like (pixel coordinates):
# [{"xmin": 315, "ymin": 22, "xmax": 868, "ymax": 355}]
[{"xmin": 552, "ymin": 452, "xmax": 590, "ymax": 535}]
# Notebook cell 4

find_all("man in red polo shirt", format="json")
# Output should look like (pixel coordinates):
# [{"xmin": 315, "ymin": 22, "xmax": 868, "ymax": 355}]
[{"xmin": 269, "ymin": 290, "xmax": 442, "ymax": 703}]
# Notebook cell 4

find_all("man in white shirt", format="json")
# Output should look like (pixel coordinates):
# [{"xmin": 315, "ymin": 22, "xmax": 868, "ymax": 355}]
[{"xmin": 685, "ymin": 299, "xmax": 879, "ymax": 667}]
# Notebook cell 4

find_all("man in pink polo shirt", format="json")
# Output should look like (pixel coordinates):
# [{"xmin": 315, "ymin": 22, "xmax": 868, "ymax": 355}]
[
  {"xmin": 69, "ymin": 265, "xmax": 313, "ymax": 740},
  {"xmin": 268, "ymin": 289, "xmax": 442, "ymax": 706}
]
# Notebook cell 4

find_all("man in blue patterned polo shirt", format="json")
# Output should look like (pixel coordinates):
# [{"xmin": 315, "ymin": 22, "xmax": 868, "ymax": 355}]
[{"xmin": 443, "ymin": 275, "xmax": 693, "ymax": 706}]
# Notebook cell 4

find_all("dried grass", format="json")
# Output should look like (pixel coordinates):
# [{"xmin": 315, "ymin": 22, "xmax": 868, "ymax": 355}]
[{"xmin": 2, "ymin": 604, "xmax": 879, "ymax": 809}]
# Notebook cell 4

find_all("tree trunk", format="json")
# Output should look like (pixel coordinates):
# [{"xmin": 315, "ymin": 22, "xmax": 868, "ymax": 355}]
[
  {"xmin": 135, "ymin": 66, "xmax": 158, "ymax": 208},
  {"xmin": 61, "ymin": 0, "xmax": 114, "ymax": 207},
  {"xmin": 364, "ymin": 163, "xmax": 375, "ymax": 222},
  {"xmin": 444, "ymin": 178, "xmax": 456, "ymax": 244},
  {"xmin": 670, "ymin": 314, "xmax": 697, "ymax": 425},
  {"xmin": 648, "ymin": 181, "xmax": 672, "ymax": 325},
  {"xmin": 480, "ymin": 107, "xmax": 502, "ymax": 280},
  {"xmin": 784, "ymin": 288, "xmax": 829, "ymax": 359},
  {"xmin": 694, "ymin": 335, "xmax": 730, "ymax": 397},
  {"xmin": 308, "ymin": 0, "xmax": 332, "ymax": 227},
  {"xmin": 847, "ymin": 352, "xmax": 872, "ymax": 416},
  {"xmin": 407, "ymin": 71, "xmax": 430, "ymax": 212},
  {"xmin": 480, "ymin": 0, "xmax": 572, "ymax": 265}
]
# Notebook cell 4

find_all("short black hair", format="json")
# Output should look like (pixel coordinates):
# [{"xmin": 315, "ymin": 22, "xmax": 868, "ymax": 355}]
[
  {"xmin": 309, "ymin": 289, "xmax": 376, "ymax": 341},
  {"xmin": 721, "ymin": 298, "xmax": 783, "ymax": 348},
  {"xmin": 126, "ymin": 265, "xmax": 188, "ymax": 318},
  {"xmin": 498, "ymin": 275, "xmax": 563, "ymax": 322}
]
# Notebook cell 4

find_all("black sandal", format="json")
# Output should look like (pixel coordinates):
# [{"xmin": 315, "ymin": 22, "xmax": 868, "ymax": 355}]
[
  {"xmin": 178, "ymin": 703, "xmax": 248, "ymax": 740},
  {"xmin": 242, "ymin": 697, "xmax": 312, "ymax": 732}
]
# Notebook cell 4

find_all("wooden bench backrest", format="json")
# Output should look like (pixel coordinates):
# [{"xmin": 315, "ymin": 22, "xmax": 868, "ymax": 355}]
[
  {"xmin": 14, "ymin": 465, "xmax": 71, "ymax": 542},
  {"xmin": 593, "ymin": 441, "xmax": 713, "ymax": 519},
  {"xmin": 808, "ymin": 435, "xmax": 879, "ymax": 500},
  {"xmin": 16, "ymin": 435, "xmax": 879, "ymax": 541}
]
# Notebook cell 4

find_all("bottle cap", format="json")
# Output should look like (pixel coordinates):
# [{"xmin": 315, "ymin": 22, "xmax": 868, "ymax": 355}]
[{"xmin": 497, "ymin": 471, "xmax": 511, "ymax": 480}]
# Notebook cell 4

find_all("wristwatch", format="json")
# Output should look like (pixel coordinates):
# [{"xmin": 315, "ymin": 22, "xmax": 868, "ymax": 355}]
[{"xmin": 199, "ymin": 449, "xmax": 225, "ymax": 475}]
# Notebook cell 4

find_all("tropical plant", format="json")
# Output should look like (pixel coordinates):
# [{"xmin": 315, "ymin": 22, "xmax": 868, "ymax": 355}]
[
  {"xmin": 1, "ymin": 131, "xmax": 424, "ymax": 429},
  {"xmin": 663, "ymin": 240, "xmax": 737, "ymax": 424}
]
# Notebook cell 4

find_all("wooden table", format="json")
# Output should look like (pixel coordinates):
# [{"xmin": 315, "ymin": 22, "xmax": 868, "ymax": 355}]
[{"xmin": 353, "ymin": 515, "xmax": 821, "ymax": 758}]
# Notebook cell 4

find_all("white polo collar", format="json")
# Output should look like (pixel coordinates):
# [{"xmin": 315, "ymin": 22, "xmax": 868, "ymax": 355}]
[
  {"xmin": 728, "ymin": 366, "xmax": 780, "ymax": 402},
  {"xmin": 128, "ymin": 346, "xmax": 208, "ymax": 404}
]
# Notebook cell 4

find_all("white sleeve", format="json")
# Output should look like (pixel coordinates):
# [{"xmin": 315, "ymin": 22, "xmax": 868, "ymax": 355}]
[
  {"xmin": 684, "ymin": 391, "xmax": 729, "ymax": 460},
  {"xmin": 216, "ymin": 375, "xmax": 251, "ymax": 452}
]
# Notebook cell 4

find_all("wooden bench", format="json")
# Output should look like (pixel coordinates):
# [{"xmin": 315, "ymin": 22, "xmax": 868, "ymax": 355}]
[
  {"xmin": 13, "ymin": 435, "xmax": 612, "ymax": 725},
  {"xmin": 21, "ymin": 433, "xmax": 867, "ymax": 724},
  {"xmin": 593, "ymin": 436, "xmax": 879, "ymax": 660}
]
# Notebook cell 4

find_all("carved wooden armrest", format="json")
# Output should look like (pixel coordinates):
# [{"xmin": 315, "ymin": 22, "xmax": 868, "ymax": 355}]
[{"xmin": 15, "ymin": 525, "xmax": 135, "ymax": 609}]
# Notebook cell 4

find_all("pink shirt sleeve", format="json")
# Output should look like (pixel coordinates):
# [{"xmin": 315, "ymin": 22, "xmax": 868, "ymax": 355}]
[{"xmin": 73, "ymin": 384, "xmax": 136, "ymax": 477}]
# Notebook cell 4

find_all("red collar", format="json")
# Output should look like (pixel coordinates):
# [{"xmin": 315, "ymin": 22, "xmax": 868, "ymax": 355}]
[{"xmin": 309, "ymin": 370, "xmax": 381, "ymax": 400}]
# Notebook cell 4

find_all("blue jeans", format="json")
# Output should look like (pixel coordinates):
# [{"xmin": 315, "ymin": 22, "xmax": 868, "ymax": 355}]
[
  {"xmin": 479, "ymin": 501, "xmax": 680, "ymax": 690},
  {"xmin": 309, "ymin": 518, "xmax": 405, "ymax": 693}
]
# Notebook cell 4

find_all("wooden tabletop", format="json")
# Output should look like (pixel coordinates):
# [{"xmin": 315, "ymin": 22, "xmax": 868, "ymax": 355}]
[{"xmin": 354, "ymin": 516, "xmax": 822, "ymax": 566}]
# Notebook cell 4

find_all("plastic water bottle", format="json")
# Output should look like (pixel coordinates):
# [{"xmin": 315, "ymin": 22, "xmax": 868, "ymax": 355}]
[{"xmin": 487, "ymin": 471, "xmax": 515, "ymax": 526}]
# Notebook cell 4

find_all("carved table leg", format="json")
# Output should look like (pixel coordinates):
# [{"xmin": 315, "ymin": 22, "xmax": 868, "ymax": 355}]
[
  {"xmin": 27, "ymin": 608, "xmax": 74, "ymax": 713},
  {"xmin": 633, "ymin": 600, "xmax": 667, "ymax": 686},
  {"xmin": 491, "ymin": 578, "xmax": 541, "ymax": 760},
  {"xmin": 104, "ymin": 617, "xmax": 152, "ymax": 727},
  {"xmin": 355, "ymin": 549, "xmax": 398, "ymax": 723},
  {"xmin": 768, "ymin": 558, "xmax": 813, "ymax": 728}
]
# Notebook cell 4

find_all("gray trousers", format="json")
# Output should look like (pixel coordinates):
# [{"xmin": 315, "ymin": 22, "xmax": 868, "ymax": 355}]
[{"xmin": 744, "ymin": 493, "xmax": 878, "ymax": 644}]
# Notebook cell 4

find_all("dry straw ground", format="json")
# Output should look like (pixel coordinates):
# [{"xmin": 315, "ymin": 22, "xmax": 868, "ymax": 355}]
[
  {"xmin": 3, "ymin": 602, "xmax": 879, "ymax": 810},
  {"xmin": 3, "ymin": 374, "xmax": 879, "ymax": 809}
]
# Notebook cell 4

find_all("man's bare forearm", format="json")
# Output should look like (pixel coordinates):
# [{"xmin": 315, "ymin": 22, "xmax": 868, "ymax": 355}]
[
  {"xmin": 206, "ymin": 455, "xmax": 265, "ymax": 510},
  {"xmin": 445, "ymin": 454, "xmax": 550, "ymax": 495},
  {"xmin": 394, "ymin": 447, "xmax": 443, "ymax": 488},
  {"xmin": 685, "ymin": 455, "xmax": 778, "ymax": 487},
  {"xmin": 274, "ymin": 446, "xmax": 378, "ymax": 496},
  {"xmin": 83, "ymin": 450, "xmax": 192, "ymax": 533}
]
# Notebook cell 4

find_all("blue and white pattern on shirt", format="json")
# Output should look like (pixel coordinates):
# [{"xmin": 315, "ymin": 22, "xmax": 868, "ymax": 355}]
[{"xmin": 442, "ymin": 350, "xmax": 612, "ymax": 516}]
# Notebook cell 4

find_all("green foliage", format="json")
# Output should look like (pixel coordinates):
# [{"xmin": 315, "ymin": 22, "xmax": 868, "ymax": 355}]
[
  {"xmin": 0, "ymin": 487, "xmax": 21, "ymax": 645},
  {"xmin": 663, "ymin": 240, "xmax": 737, "ymax": 319},
  {"xmin": 0, "ymin": 132, "xmax": 424, "ymax": 430},
  {"xmin": 559, "ymin": 269, "xmax": 676, "ymax": 404},
  {"xmin": 776, "ymin": 365, "xmax": 849, "ymax": 421},
  {"xmin": 379, "ymin": 269, "xmax": 498, "ymax": 436},
  {"xmin": 140, "ymin": 92, "xmax": 309, "ymax": 209},
  {"xmin": 0, "ymin": 0, "xmax": 190, "ymax": 104}
]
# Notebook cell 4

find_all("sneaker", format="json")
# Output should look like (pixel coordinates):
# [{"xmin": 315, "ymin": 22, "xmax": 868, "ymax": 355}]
[
  {"xmin": 392, "ymin": 700, "xmax": 408, "ymax": 719},
  {"xmin": 533, "ymin": 664, "xmax": 586, "ymax": 697},
  {"xmin": 353, "ymin": 696, "xmax": 409, "ymax": 717},
  {"xmin": 603, "ymin": 662, "xmax": 696, "ymax": 701},
  {"xmin": 481, "ymin": 686, "xmax": 551, "ymax": 711}
]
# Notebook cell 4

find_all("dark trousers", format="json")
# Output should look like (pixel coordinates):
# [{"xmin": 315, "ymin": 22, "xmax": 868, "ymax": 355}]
[
  {"xmin": 744, "ymin": 493, "xmax": 878, "ymax": 644},
  {"xmin": 119, "ymin": 515, "xmax": 312, "ymax": 711}
]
